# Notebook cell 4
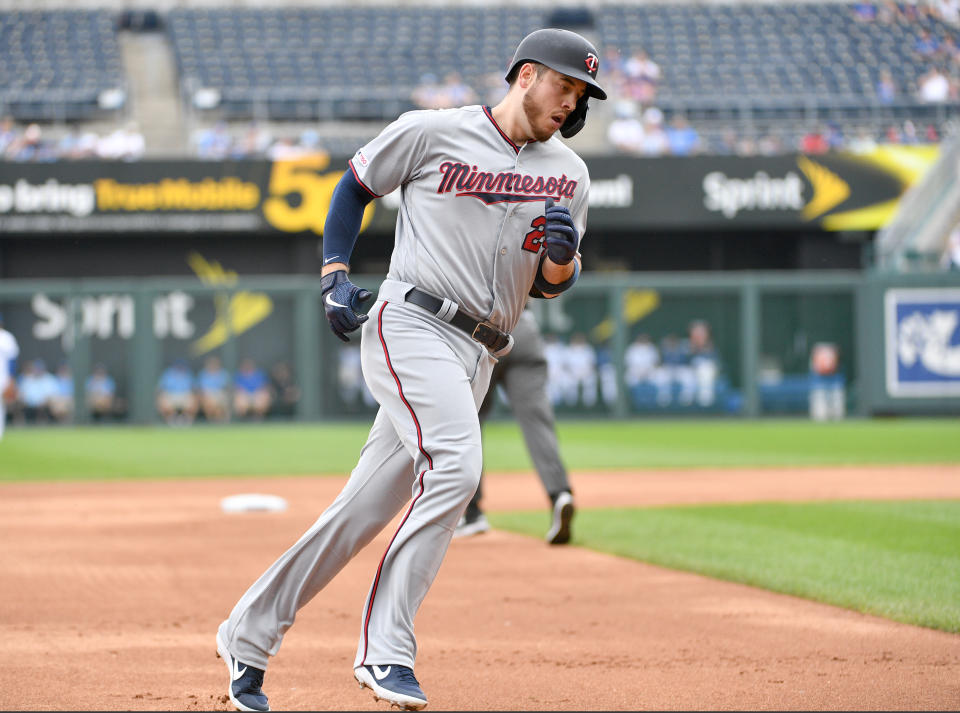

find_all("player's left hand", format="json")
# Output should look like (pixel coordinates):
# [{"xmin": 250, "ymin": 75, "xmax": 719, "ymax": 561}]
[
  {"xmin": 321, "ymin": 270, "xmax": 373, "ymax": 342},
  {"xmin": 544, "ymin": 201, "xmax": 578, "ymax": 265}
]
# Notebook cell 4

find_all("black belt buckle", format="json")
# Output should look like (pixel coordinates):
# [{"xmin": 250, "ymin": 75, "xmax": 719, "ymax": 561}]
[{"xmin": 472, "ymin": 321, "xmax": 509, "ymax": 351}]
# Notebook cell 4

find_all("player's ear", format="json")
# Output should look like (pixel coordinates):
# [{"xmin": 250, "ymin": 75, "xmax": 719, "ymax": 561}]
[{"xmin": 517, "ymin": 62, "xmax": 538, "ymax": 89}]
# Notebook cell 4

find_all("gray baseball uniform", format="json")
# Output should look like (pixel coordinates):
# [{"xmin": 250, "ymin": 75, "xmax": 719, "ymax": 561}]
[
  {"xmin": 473, "ymin": 308, "xmax": 571, "ymax": 506},
  {"xmin": 219, "ymin": 104, "xmax": 590, "ymax": 673}
]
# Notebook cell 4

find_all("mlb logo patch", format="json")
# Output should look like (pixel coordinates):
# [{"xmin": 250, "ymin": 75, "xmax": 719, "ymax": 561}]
[{"xmin": 884, "ymin": 288, "xmax": 960, "ymax": 397}]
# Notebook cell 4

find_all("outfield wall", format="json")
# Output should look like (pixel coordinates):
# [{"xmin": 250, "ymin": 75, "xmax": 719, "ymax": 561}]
[{"xmin": 1, "ymin": 270, "xmax": 957, "ymax": 423}]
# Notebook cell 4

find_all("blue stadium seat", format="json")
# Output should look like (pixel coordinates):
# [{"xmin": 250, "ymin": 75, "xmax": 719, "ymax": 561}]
[{"xmin": 0, "ymin": 10, "xmax": 126, "ymax": 121}]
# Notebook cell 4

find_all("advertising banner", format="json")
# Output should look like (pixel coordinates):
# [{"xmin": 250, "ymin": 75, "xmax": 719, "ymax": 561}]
[
  {"xmin": 884, "ymin": 288, "xmax": 960, "ymax": 397},
  {"xmin": 0, "ymin": 156, "xmax": 375, "ymax": 235},
  {"xmin": 0, "ymin": 147, "xmax": 938, "ymax": 235}
]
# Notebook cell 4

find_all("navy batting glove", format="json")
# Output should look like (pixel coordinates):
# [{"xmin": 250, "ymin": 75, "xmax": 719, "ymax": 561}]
[
  {"xmin": 321, "ymin": 270, "xmax": 372, "ymax": 342},
  {"xmin": 544, "ymin": 202, "xmax": 578, "ymax": 265}
]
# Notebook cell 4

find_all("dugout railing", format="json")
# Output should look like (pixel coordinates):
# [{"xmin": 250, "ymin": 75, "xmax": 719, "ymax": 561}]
[{"xmin": 1, "ymin": 269, "xmax": 958, "ymax": 425}]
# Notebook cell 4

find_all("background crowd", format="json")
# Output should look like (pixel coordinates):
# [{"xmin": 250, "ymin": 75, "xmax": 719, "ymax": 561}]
[{"xmin": 1, "ymin": 1, "xmax": 957, "ymax": 163}]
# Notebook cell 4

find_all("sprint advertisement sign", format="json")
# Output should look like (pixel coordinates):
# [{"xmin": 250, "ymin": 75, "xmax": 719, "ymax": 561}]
[
  {"xmin": 884, "ymin": 288, "xmax": 960, "ymax": 397},
  {"xmin": 0, "ymin": 148, "xmax": 939, "ymax": 234},
  {"xmin": 581, "ymin": 146, "xmax": 939, "ymax": 230}
]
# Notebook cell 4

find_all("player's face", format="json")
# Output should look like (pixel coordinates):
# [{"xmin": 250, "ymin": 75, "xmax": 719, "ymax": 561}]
[{"xmin": 522, "ymin": 68, "xmax": 587, "ymax": 141}]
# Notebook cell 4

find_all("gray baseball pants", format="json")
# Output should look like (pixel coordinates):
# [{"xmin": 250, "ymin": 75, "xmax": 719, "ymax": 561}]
[
  {"xmin": 472, "ymin": 309, "xmax": 571, "ymax": 508},
  {"xmin": 219, "ymin": 279, "xmax": 495, "ymax": 671}
]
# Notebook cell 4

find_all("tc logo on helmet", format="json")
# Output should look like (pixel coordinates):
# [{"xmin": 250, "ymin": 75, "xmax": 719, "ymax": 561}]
[{"xmin": 584, "ymin": 53, "xmax": 599, "ymax": 75}]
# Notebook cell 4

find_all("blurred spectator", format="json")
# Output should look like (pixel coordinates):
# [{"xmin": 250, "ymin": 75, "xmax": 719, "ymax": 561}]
[
  {"xmin": 195, "ymin": 121, "xmax": 232, "ymax": 160},
  {"xmin": 197, "ymin": 355, "xmax": 230, "ymax": 423},
  {"xmin": 918, "ymin": 67, "xmax": 951, "ymax": 103},
  {"xmin": 640, "ymin": 107, "xmax": 669, "ymax": 156},
  {"xmin": 913, "ymin": 29, "xmax": 940, "ymax": 59},
  {"xmin": 849, "ymin": 127, "xmax": 878, "ymax": 153},
  {"xmin": 901, "ymin": 119, "xmax": 921, "ymax": 144},
  {"xmin": 596, "ymin": 342, "xmax": 619, "ymax": 407},
  {"xmin": 233, "ymin": 357, "xmax": 272, "ymax": 421},
  {"xmin": 651, "ymin": 334, "xmax": 694, "ymax": 406},
  {"xmin": 665, "ymin": 115, "xmax": 701, "ymax": 156},
  {"xmin": 936, "ymin": 0, "xmax": 960, "ymax": 25},
  {"xmin": 884, "ymin": 123, "xmax": 904, "ymax": 143},
  {"xmin": 96, "ymin": 122, "xmax": 145, "ymax": 161},
  {"xmin": 156, "ymin": 358, "xmax": 198, "ymax": 425},
  {"xmin": 0, "ymin": 312, "xmax": 18, "ymax": 440},
  {"xmin": 266, "ymin": 136, "xmax": 320, "ymax": 160},
  {"xmin": 48, "ymin": 363, "xmax": 74, "ymax": 424},
  {"xmin": 716, "ymin": 128, "xmax": 740, "ymax": 155},
  {"xmin": 624, "ymin": 333, "xmax": 659, "ymax": 387},
  {"xmin": 736, "ymin": 135, "xmax": 758, "ymax": 156},
  {"xmin": 269, "ymin": 361, "xmax": 301, "ymax": 419},
  {"xmin": 85, "ymin": 363, "xmax": 117, "ymax": 422},
  {"xmin": 230, "ymin": 122, "xmax": 273, "ymax": 159},
  {"xmin": 481, "ymin": 70, "xmax": 508, "ymax": 106},
  {"xmin": 757, "ymin": 132, "xmax": 787, "ymax": 155},
  {"xmin": 687, "ymin": 320, "xmax": 720, "ymax": 407},
  {"xmin": 624, "ymin": 48, "xmax": 661, "ymax": 103},
  {"xmin": 6, "ymin": 124, "xmax": 56, "ymax": 162},
  {"xmin": 876, "ymin": 68, "xmax": 898, "ymax": 104},
  {"xmin": 413, "ymin": 72, "xmax": 477, "ymax": 110},
  {"xmin": 852, "ymin": 1, "xmax": 878, "ymax": 21},
  {"xmin": 439, "ymin": 72, "xmax": 478, "ymax": 108},
  {"xmin": 800, "ymin": 126, "xmax": 829, "ymax": 154},
  {"xmin": 563, "ymin": 333, "xmax": 598, "ymax": 408},
  {"xmin": 825, "ymin": 122, "xmax": 846, "ymax": 150},
  {"xmin": 338, "ymin": 345, "xmax": 376, "ymax": 408},
  {"xmin": 0, "ymin": 115, "xmax": 16, "ymax": 155},
  {"xmin": 601, "ymin": 47, "xmax": 627, "ymax": 98},
  {"xmin": 411, "ymin": 73, "xmax": 443, "ymax": 109},
  {"xmin": 941, "ymin": 223, "xmax": 960, "ymax": 271},
  {"xmin": 542, "ymin": 334, "xmax": 568, "ymax": 406},
  {"xmin": 17, "ymin": 358, "xmax": 58, "ymax": 424},
  {"xmin": 606, "ymin": 100, "xmax": 645, "ymax": 155}
]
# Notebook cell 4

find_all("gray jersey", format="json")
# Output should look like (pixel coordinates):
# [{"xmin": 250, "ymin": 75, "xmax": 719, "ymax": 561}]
[{"xmin": 350, "ymin": 104, "xmax": 590, "ymax": 333}]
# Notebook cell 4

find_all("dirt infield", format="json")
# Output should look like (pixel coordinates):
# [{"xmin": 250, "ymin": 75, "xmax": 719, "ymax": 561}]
[{"xmin": 2, "ymin": 465, "xmax": 959, "ymax": 711}]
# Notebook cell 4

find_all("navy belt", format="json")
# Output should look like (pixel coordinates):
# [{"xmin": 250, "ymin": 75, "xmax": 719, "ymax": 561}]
[{"xmin": 404, "ymin": 287, "xmax": 511, "ymax": 353}]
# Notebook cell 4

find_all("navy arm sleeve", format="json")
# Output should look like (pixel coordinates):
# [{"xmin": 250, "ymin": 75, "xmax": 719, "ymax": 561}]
[{"xmin": 321, "ymin": 167, "xmax": 377, "ymax": 266}]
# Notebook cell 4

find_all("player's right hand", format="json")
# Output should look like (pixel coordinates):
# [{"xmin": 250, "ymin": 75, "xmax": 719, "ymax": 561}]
[
  {"xmin": 321, "ymin": 270, "xmax": 373, "ymax": 342},
  {"xmin": 543, "ymin": 199, "xmax": 578, "ymax": 265}
]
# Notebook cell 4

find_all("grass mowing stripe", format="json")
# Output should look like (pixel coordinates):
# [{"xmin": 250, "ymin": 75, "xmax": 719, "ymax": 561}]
[
  {"xmin": 490, "ymin": 500, "xmax": 960, "ymax": 633},
  {"xmin": 1, "ymin": 419, "xmax": 958, "ymax": 482}
]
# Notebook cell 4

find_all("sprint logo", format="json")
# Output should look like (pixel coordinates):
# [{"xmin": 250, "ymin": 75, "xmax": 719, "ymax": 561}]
[{"xmin": 702, "ymin": 158, "xmax": 851, "ymax": 221}]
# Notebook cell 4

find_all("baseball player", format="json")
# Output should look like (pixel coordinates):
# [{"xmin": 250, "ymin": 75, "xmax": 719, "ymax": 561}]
[
  {"xmin": 0, "ymin": 312, "xmax": 20, "ymax": 441},
  {"xmin": 216, "ymin": 28, "xmax": 605, "ymax": 712},
  {"xmin": 454, "ymin": 307, "xmax": 575, "ymax": 544}
]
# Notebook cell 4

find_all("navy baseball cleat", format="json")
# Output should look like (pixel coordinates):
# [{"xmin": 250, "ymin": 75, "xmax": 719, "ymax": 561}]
[
  {"xmin": 355, "ymin": 664, "xmax": 428, "ymax": 710},
  {"xmin": 216, "ymin": 629, "xmax": 270, "ymax": 712}
]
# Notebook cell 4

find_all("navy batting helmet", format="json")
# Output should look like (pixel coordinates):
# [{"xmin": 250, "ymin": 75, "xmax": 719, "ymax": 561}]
[{"xmin": 505, "ymin": 28, "xmax": 607, "ymax": 137}]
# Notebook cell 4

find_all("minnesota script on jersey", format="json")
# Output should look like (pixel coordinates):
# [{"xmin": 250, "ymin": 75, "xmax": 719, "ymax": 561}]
[{"xmin": 349, "ymin": 104, "xmax": 590, "ymax": 334}]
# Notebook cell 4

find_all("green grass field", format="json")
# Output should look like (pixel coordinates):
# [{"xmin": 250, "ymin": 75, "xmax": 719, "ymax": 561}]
[
  {"xmin": 1, "ymin": 418, "xmax": 958, "ymax": 482},
  {"xmin": 2, "ymin": 418, "xmax": 957, "ymax": 633},
  {"xmin": 491, "ymin": 501, "xmax": 960, "ymax": 633}
]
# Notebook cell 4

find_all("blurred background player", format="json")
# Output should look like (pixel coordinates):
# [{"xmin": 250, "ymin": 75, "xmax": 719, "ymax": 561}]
[
  {"xmin": 197, "ymin": 354, "xmax": 231, "ymax": 423},
  {"xmin": 16, "ymin": 358, "xmax": 58, "ymax": 424},
  {"xmin": 233, "ymin": 357, "xmax": 272, "ymax": 421},
  {"xmin": 85, "ymin": 363, "xmax": 117, "ymax": 423},
  {"xmin": 156, "ymin": 358, "xmax": 198, "ymax": 425},
  {"xmin": 455, "ymin": 308, "xmax": 575, "ymax": 545},
  {"xmin": 0, "ymin": 313, "xmax": 19, "ymax": 441}
]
